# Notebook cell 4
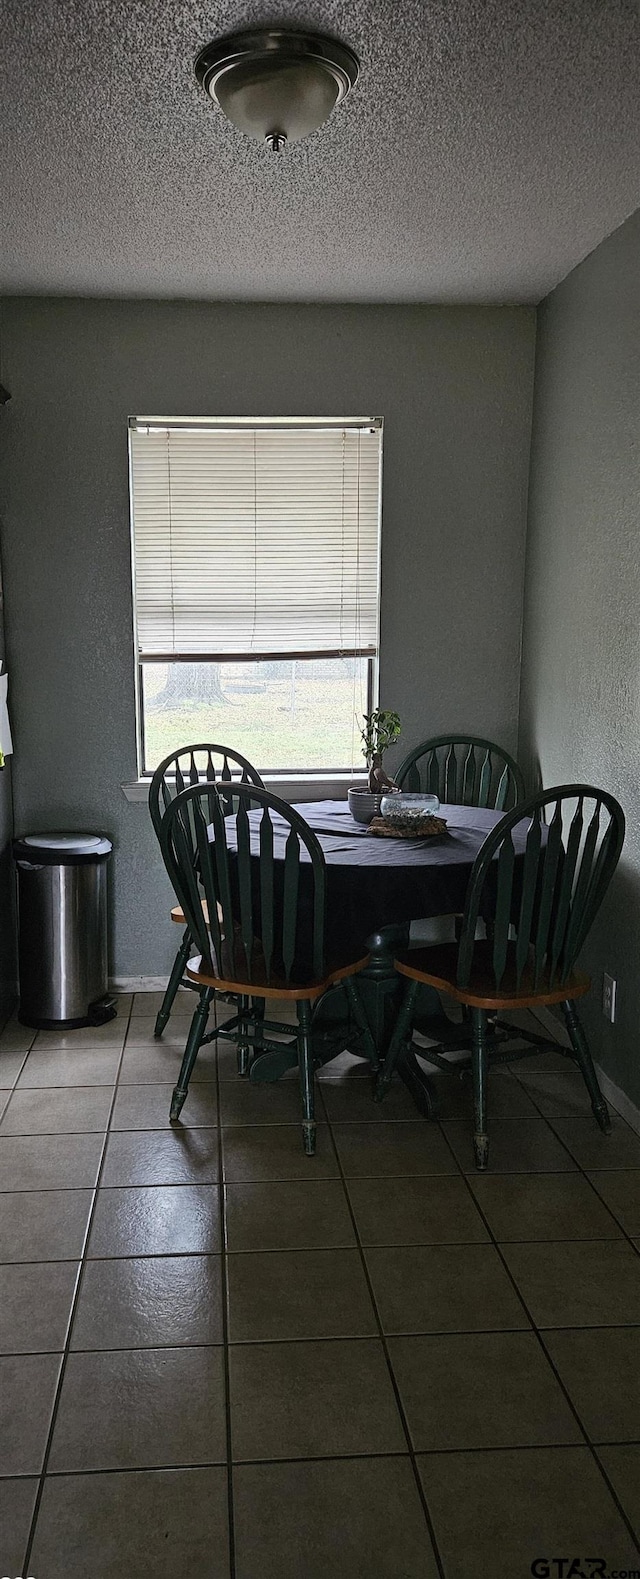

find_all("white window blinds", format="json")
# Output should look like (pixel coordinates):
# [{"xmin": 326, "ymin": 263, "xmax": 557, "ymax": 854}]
[{"xmin": 129, "ymin": 418, "xmax": 382, "ymax": 658}]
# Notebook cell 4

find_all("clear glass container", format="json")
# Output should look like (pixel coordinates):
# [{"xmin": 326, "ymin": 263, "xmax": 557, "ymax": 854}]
[{"xmin": 380, "ymin": 791, "xmax": 440, "ymax": 827}]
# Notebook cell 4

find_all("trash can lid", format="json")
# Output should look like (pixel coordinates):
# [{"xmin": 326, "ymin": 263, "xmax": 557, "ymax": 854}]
[{"xmin": 13, "ymin": 833, "xmax": 112, "ymax": 864}]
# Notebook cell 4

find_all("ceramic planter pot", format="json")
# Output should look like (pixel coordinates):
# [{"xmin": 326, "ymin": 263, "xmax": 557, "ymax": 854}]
[{"xmin": 347, "ymin": 784, "xmax": 382, "ymax": 824}]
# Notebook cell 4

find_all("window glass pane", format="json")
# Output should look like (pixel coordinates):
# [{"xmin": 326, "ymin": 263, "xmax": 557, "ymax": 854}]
[{"xmin": 141, "ymin": 658, "xmax": 370, "ymax": 774}]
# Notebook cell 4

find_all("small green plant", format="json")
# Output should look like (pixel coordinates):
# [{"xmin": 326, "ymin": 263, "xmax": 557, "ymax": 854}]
[{"xmin": 360, "ymin": 708, "xmax": 401, "ymax": 793}]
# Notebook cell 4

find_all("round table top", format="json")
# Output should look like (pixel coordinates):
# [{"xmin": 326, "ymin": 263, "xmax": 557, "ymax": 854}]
[{"xmin": 293, "ymin": 799, "xmax": 505, "ymax": 870}]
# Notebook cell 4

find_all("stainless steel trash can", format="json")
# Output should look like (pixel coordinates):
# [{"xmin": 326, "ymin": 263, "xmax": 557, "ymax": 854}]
[{"xmin": 13, "ymin": 833, "xmax": 115, "ymax": 1029}]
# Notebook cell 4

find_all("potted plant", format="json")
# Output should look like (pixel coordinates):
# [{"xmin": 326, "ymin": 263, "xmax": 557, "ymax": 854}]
[{"xmin": 348, "ymin": 709, "xmax": 401, "ymax": 823}]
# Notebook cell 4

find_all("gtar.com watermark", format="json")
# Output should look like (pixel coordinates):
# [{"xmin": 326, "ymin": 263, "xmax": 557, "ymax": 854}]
[{"xmin": 531, "ymin": 1561, "xmax": 640, "ymax": 1578}]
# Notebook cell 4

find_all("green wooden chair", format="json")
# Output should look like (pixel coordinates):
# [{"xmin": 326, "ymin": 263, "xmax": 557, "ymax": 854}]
[
  {"xmin": 376, "ymin": 784, "xmax": 625, "ymax": 1169},
  {"xmin": 159, "ymin": 779, "xmax": 375, "ymax": 1154},
  {"xmin": 396, "ymin": 734, "xmax": 525, "ymax": 810},
  {"xmin": 149, "ymin": 744, "xmax": 264, "ymax": 1038}
]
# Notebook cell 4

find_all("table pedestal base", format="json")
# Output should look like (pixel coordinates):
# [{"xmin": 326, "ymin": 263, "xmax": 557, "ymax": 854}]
[{"xmin": 248, "ymin": 922, "xmax": 465, "ymax": 1116}]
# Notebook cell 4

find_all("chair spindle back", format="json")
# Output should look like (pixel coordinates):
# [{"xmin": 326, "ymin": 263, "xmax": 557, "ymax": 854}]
[
  {"xmin": 159, "ymin": 782, "xmax": 327, "ymax": 989},
  {"xmin": 396, "ymin": 734, "xmax": 525, "ymax": 811},
  {"xmin": 149, "ymin": 743, "xmax": 264, "ymax": 839},
  {"xmin": 457, "ymin": 784, "xmax": 625, "ymax": 993}
]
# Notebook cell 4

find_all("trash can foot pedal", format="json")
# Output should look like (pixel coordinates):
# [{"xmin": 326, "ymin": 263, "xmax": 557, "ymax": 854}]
[
  {"xmin": 87, "ymin": 996, "xmax": 118, "ymax": 1026},
  {"xmin": 18, "ymin": 996, "xmax": 118, "ymax": 1032}
]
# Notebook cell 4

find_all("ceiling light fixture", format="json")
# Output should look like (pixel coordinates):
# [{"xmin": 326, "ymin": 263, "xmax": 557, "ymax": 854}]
[{"xmin": 194, "ymin": 28, "xmax": 359, "ymax": 152}]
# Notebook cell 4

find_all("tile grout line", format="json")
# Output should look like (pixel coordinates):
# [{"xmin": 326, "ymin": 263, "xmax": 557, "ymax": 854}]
[
  {"xmin": 5, "ymin": 1435, "xmax": 640, "ymax": 1485},
  {"xmin": 506, "ymin": 1020, "xmax": 640, "ymax": 1257},
  {"xmin": 433, "ymin": 1104, "xmax": 640, "ymax": 1558},
  {"xmin": 22, "ymin": 999, "xmax": 134, "ymax": 1576},
  {"xmin": 0, "ymin": 1036, "xmax": 34, "ymax": 1099},
  {"xmin": 506, "ymin": 1051, "xmax": 640, "ymax": 1546},
  {"xmin": 5, "ymin": 1317, "xmax": 640, "ymax": 1360},
  {"xmin": 323, "ymin": 1102, "xmax": 447, "ymax": 1579},
  {"xmin": 591, "ymin": 1440, "xmax": 640, "ymax": 1533},
  {"xmin": 534, "ymin": 1140, "xmax": 640, "ymax": 1254},
  {"xmin": 496, "ymin": 1010, "xmax": 640, "ymax": 1256},
  {"xmin": 4, "ymin": 1233, "xmax": 636, "ymax": 1256},
  {"xmin": 2, "ymin": 1166, "xmax": 639, "ymax": 1194},
  {"xmin": 7, "ymin": 1226, "xmax": 636, "ymax": 1269}
]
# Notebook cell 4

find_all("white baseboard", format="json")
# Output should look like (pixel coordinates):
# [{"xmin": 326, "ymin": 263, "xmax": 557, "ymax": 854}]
[
  {"xmin": 531, "ymin": 1004, "xmax": 640, "ymax": 1138},
  {"xmin": 110, "ymin": 976, "xmax": 170, "ymax": 993}
]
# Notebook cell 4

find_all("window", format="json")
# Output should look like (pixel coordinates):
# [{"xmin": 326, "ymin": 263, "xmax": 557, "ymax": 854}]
[{"xmin": 129, "ymin": 417, "xmax": 383, "ymax": 776}]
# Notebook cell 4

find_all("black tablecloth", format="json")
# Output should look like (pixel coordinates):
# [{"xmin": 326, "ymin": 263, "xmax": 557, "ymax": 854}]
[
  {"xmin": 297, "ymin": 801, "xmax": 519, "ymax": 946},
  {"xmin": 221, "ymin": 800, "xmax": 525, "ymax": 963}
]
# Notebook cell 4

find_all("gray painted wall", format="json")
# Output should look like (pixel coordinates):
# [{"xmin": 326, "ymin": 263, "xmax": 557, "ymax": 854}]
[
  {"xmin": 520, "ymin": 209, "xmax": 640, "ymax": 1109},
  {"xmin": 0, "ymin": 537, "xmax": 15, "ymax": 1018},
  {"xmin": 0, "ymin": 299, "xmax": 535, "ymax": 979}
]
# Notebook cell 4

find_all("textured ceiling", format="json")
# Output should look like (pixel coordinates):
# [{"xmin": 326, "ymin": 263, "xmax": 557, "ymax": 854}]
[{"xmin": 2, "ymin": 0, "xmax": 639, "ymax": 302}]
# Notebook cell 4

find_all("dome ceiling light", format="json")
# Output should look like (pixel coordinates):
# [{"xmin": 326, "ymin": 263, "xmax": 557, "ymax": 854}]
[{"xmin": 194, "ymin": 29, "xmax": 359, "ymax": 152}]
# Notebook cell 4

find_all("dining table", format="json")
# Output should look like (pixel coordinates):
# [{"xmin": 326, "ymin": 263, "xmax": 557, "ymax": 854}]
[{"xmin": 241, "ymin": 797, "xmax": 524, "ymax": 1113}]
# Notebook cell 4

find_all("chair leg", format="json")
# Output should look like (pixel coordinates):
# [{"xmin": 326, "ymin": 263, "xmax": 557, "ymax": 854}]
[
  {"xmin": 155, "ymin": 928, "xmax": 192, "ymax": 1038},
  {"xmin": 251, "ymin": 996, "xmax": 266, "ymax": 1054},
  {"xmin": 562, "ymin": 999, "xmax": 611, "ymax": 1133},
  {"xmin": 471, "ymin": 1007, "xmax": 489, "ymax": 1170},
  {"xmin": 343, "ymin": 976, "xmax": 378, "ymax": 1067},
  {"xmin": 236, "ymin": 994, "xmax": 251, "ymax": 1076},
  {"xmin": 170, "ymin": 988, "xmax": 213, "ymax": 1121},
  {"xmin": 375, "ymin": 980, "xmax": 418, "ymax": 1100},
  {"xmin": 297, "ymin": 998, "xmax": 316, "ymax": 1156}
]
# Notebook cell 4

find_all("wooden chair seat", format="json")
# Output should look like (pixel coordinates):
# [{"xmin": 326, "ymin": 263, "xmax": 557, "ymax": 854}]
[
  {"xmin": 394, "ymin": 939, "xmax": 590, "ymax": 1010},
  {"xmin": 171, "ymin": 900, "xmax": 210, "ymax": 926},
  {"xmin": 186, "ymin": 944, "xmax": 370, "ymax": 1002}
]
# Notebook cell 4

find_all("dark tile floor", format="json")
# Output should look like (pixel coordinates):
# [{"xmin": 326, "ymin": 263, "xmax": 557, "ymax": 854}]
[{"xmin": 0, "ymin": 989, "xmax": 639, "ymax": 1578}]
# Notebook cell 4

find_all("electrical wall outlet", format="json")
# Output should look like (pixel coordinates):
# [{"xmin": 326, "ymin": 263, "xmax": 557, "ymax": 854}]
[{"xmin": 602, "ymin": 973, "xmax": 617, "ymax": 1023}]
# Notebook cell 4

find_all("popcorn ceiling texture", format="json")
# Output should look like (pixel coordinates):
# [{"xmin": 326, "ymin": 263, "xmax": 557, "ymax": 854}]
[{"xmin": 1, "ymin": 0, "xmax": 639, "ymax": 302}]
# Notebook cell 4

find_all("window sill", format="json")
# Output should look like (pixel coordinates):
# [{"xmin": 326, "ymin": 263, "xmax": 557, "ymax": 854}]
[{"xmin": 121, "ymin": 774, "xmax": 355, "ymax": 805}]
